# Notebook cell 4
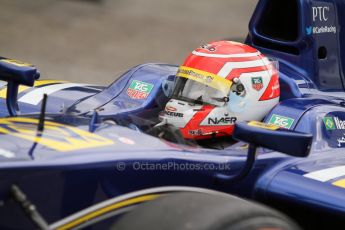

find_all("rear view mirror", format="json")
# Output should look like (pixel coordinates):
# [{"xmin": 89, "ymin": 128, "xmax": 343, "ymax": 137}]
[
  {"xmin": 233, "ymin": 121, "xmax": 313, "ymax": 157},
  {"xmin": 0, "ymin": 58, "xmax": 39, "ymax": 86},
  {"xmin": 0, "ymin": 57, "xmax": 40, "ymax": 116}
]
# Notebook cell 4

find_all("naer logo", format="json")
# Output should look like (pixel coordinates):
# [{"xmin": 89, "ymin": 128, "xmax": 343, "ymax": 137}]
[
  {"xmin": 208, "ymin": 117, "xmax": 237, "ymax": 125},
  {"xmin": 268, "ymin": 114, "xmax": 294, "ymax": 129}
]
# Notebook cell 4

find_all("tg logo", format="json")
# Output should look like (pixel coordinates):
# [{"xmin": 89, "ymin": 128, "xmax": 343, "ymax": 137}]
[{"xmin": 133, "ymin": 81, "xmax": 149, "ymax": 91}]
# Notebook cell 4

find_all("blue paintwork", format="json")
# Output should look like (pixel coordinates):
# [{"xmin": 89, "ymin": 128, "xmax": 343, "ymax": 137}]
[{"xmin": 1, "ymin": 0, "xmax": 345, "ymax": 229}]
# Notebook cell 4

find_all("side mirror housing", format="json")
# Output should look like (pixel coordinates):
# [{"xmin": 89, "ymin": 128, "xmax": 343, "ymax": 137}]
[
  {"xmin": 0, "ymin": 58, "xmax": 39, "ymax": 86},
  {"xmin": 0, "ymin": 58, "xmax": 40, "ymax": 116},
  {"xmin": 233, "ymin": 121, "xmax": 313, "ymax": 157}
]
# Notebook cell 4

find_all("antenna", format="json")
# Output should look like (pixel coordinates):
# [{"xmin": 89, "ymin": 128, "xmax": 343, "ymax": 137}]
[
  {"xmin": 28, "ymin": 94, "xmax": 48, "ymax": 159},
  {"xmin": 89, "ymin": 110, "xmax": 100, "ymax": 132},
  {"xmin": 38, "ymin": 94, "xmax": 47, "ymax": 132}
]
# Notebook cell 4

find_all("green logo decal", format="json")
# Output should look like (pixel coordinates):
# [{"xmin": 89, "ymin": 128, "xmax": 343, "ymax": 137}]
[
  {"xmin": 268, "ymin": 114, "xmax": 294, "ymax": 129},
  {"xmin": 323, "ymin": 117, "xmax": 336, "ymax": 130},
  {"xmin": 251, "ymin": 77, "xmax": 263, "ymax": 91},
  {"xmin": 127, "ymin": 80, "xmax": 154, "ymax": 99}
]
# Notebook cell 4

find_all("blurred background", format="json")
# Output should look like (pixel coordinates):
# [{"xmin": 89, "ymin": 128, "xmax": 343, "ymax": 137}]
[{"xmin": 0, "ymin": 0, "xmax": 258, "ymax": 85}]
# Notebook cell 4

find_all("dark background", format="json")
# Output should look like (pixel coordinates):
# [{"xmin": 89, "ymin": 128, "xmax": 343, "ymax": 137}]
[{"xmin": 0, "ymin": 0, "xmax": 258, "ymax": 84}]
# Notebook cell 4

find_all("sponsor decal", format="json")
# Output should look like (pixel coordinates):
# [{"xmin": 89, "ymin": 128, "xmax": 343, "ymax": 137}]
[
  {"xmin": 208, "ymin": 117, "xmax": 237, "ymax": 125},
  {"xmin": 322, "ymin": 114, "xmax": 345, "ymax": 148},
  {"xmin": 177, "ymin": 68, "xmax": 214, "ymax": 84},
  {"xmin": 268, "ymin": 114, "xmax": 294, "ymax": 129},
  {"xmin": 323, "ymin": 117, "xmax": 336, "ymax": 130},
  {"xmin": 312, "ymin": 6, "xmax": 330, "ymax": 22},
  {"xmin": 269, "ymin": 81, "xmax": 280, "ymax": 98},
  {"xmin": 337, "ymin": 135, "xmax": 345, "ymax": 147},
  {"xmin": 165, "ymin": 106, "xmax": 177, "ymax": 112},
  {"xmin": 306, "ymin": 26, "xmax": 312, "ymax": 35},
  {"xmin": 259, "ymin": 70, "xmax": 280, "ymax": 101},
  {"xmin": 189, "ymin": 129, "xmax": 203, "ymax": 136},
  {"xmin": 306, "ymin": 26, "xmax": 337, "ymax": 35},
  {"xmin": 323, "ymin": 116, "xmax": 345, "ymax": 130},
  {"xmin": 127, "ymin": 80, "xmax": 154, "ymax": 99},
  {"xmin": 307, "ymin": 4, "xmax": 337, "ymax": 35},
  {"xmin": 251, "ymin": 77, "xmax": 263, "ymax": 91},
  {"xmin": 0, "ymin": 117, "xmax": 114, "ymax": 152},
  {"xmin": 176, "ymin": 66, "xmax": 232, "ymax": 94},
  {"xmin": 248, "ymin": 121, "xmax": 279, "ymax": 131},
  {"xmin": 334, "ymin": 117, "xmax": 345, "ymax": 129},
  {"xmin": 166, "ymin": 111, "xmax": 184, "ymax": 117}
]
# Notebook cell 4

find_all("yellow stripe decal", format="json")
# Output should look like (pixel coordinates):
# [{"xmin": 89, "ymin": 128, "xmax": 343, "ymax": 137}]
[
  {"xmin": 332, "ymin": 179, "xmax": 345, "ymax": 188},
  {"xmin": 0, "ymin": 80, "xmax": 66, "ymax": 98},
  {"xmin": 248, "ymin": 121, "xmax": 280, "ymax": 130},
  {"xmin": 176, "ymin": 66, "xmax": 232, "ymax": 94},
  {"xmin": 0, "ymin": 117, "xmax": 114, "ymax": 152},
  {"xmin": 0, "ymin": 59, "xmax": 33, "ymax": 67},
  {"xmin": 56, "ymin": 194, "xmax": 160, "ymax": 230}
]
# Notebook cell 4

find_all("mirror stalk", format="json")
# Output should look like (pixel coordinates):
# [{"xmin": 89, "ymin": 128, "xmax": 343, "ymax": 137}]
[
  {"xmin": 215, "ymin": 144, "xmax": 257, "ymax": 184},
  {"xmin": 6, "ymin": 81, "xmax": 19, "ymax": 116}
]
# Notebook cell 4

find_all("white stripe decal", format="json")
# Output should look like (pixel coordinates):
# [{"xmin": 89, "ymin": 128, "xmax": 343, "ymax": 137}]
[
  {"xmin": 18, "ymin": 83, "xmax": 85, "ymax": 105},
  {"xmin": 192, "ymin": 51, "xmax": 261, "ymax": 58},
  {"xmin": 304, "ymin": 165, "xmax": 345, "ymax": 182},
  {"xmin": 217, "ymin": 58, "xmax": 270, "ymax": 78}
]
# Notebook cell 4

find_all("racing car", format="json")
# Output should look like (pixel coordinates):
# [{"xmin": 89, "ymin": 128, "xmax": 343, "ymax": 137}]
[{"xmin": 1, "ymin": 0, "xmax": 345, "ymax": 229}]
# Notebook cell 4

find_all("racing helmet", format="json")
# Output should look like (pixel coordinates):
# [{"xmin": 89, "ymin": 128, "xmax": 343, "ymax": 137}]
[{"xmin": 161, "ymin": 41, "xmax": 280, "ymax": 140}]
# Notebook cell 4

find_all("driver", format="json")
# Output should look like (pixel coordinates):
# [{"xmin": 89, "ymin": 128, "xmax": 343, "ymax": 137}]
[{"xmin": 160, "ymin": 40, "xmax": 280, "ymax": 142}]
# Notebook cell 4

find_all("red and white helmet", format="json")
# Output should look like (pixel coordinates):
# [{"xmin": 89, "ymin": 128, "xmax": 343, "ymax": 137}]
[{"xmin": 161, "ymin": 41, "xmax": 280, "ymax": 140}]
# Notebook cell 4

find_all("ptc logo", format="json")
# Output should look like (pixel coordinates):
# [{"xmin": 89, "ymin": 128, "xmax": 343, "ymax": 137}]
[
  {"xmin": 323, "ymin": 117, "xmax": 336, "ymax": 130},
  {"xmin": 312, "ymin": 6, "xmax": 330, "ymax": 22},
  {"xmin": 268, "ymin": 114, "xmax": 294, "ymax": 129}
]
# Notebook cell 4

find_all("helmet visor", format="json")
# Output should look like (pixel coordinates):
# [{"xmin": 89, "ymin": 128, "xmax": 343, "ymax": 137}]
[{"xmin": 172, "ymin": 66, "xmax": 232, "ymax": 106}]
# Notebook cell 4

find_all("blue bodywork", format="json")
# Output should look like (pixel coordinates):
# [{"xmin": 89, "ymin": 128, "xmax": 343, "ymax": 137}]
[{"xmin": 1, "ymin": 0, "xmax": 345, "ymax": 229}]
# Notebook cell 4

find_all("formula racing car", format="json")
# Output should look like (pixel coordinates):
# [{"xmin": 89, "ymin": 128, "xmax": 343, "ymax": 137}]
[{"xmin": 1, "ymin": 0, "xmax": 345, "ymax": 229}]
